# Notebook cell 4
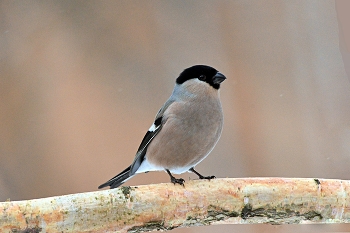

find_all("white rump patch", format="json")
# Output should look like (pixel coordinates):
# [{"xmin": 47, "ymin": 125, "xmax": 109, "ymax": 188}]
[{"xmin": 136, "ymin": 158, "xmax": 163, "ymax": 173}]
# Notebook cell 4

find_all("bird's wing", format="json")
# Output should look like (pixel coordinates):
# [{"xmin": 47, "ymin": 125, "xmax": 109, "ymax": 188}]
[{"xmin": 129, "ymin": 99, "xmax": 175, "ymax": 175}]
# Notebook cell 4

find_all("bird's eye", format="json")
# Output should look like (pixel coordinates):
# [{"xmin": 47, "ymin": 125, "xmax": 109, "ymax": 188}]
[{"xmin": 198, "ymin": 75, "xmax": 206, "ymax": 81}]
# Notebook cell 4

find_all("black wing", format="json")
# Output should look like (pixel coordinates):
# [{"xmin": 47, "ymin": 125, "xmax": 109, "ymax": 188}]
[{"xmin": 129, "ymin": 116, "xmax": 163, "ymax": 175}]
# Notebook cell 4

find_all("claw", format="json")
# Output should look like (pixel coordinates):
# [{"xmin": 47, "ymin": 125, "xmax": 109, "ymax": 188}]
[
  {"xmin": 166, "ymin": 169, "xmax": 185, "ymax": 187},
  {"xmin": 171, "ymin": 177, "xmax": 185, "ymax": 186},
  {"xmin": 200, "ymin": 175, "xmax": 216, "ymax": 180}
]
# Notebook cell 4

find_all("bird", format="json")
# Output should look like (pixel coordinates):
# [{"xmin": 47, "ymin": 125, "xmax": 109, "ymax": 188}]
[{"xmin": 98, "ymin": 65, "xmax": 226, "ymax": 189}]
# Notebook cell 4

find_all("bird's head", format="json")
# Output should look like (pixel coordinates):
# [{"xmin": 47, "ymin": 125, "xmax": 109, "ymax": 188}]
[{"xmin": 176, "ymin": 65, "xmax": 226, "ymax": 90}]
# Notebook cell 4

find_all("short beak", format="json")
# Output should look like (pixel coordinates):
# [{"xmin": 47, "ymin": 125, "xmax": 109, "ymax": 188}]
[{"xmin": 212, "ymin": 72, "xmax": 226, "ymax": 84}]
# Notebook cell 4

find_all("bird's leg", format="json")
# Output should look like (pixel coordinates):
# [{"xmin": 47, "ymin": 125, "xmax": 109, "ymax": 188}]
[
  {"xmin": 190, "ymin": 167, "xmax": 216, "ymax": 180},
  {"xmin": 166, "ymin": 169, "xmax": 185, "ymax": 186}
]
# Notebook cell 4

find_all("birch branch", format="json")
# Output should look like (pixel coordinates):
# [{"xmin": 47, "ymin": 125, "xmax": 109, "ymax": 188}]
[{"xmin": 1, "ymin": 178, "xmax": 350, "ymax": 233}]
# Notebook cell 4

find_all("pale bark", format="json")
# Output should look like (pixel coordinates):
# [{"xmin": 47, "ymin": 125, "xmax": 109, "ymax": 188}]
[{"xmin": 1, "ymin": 178, "xmax": 350, "ymax": 233}]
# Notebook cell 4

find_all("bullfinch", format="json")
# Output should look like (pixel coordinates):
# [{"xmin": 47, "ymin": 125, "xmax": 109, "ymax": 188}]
[{"xmin": 98, "ymin": 65, "xmax": 226, "ymax": 189}]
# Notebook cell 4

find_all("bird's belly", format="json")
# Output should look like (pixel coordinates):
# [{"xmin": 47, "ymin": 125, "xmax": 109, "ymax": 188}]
[{"xmin": 145, "ymin": 115, "xmax": 222, "ymax": 174}]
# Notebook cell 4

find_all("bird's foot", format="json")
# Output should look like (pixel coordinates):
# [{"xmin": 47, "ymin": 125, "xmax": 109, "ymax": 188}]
[
  {"xmin": 170, "ymin": 177, "xmax": 185, "ymax": 186},
  {"xmin": 190, "ymin": 167, "xmax": 216, "ymax": 180},
  {"xmin": 166, "ymin": 169, "xmax": 185, "ymax": 187},
  {"xmin": 199, "ymin": 175, "xmax": 216, "ymax": 180}
]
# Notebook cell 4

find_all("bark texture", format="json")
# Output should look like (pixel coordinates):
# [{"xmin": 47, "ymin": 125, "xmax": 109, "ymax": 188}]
[{"xmin": 1, "ymin": 178, "xmax": 350, "ymax": 232}]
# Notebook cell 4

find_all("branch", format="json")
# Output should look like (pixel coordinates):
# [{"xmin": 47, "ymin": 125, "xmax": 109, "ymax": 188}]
[{"xmin": 1, "ymin": 178, "xmax": 350, "ymax": 232}]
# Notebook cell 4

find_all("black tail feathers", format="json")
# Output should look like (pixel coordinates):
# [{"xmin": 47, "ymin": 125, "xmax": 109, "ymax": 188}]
[{"xmin": 98, "ymin": 165, "xmax": 133, "ymax": 189}]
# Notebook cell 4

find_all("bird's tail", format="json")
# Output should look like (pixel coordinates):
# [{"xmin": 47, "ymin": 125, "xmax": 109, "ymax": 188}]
[{"xmin": 98, "ymin": 165, "xmax": 134, "ymax": 189}]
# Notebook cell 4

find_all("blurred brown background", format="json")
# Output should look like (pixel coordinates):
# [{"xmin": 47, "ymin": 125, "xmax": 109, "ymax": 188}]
[{"xmin": 1, "ymin": 1, "xmax": 350, "ymax": 232}]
